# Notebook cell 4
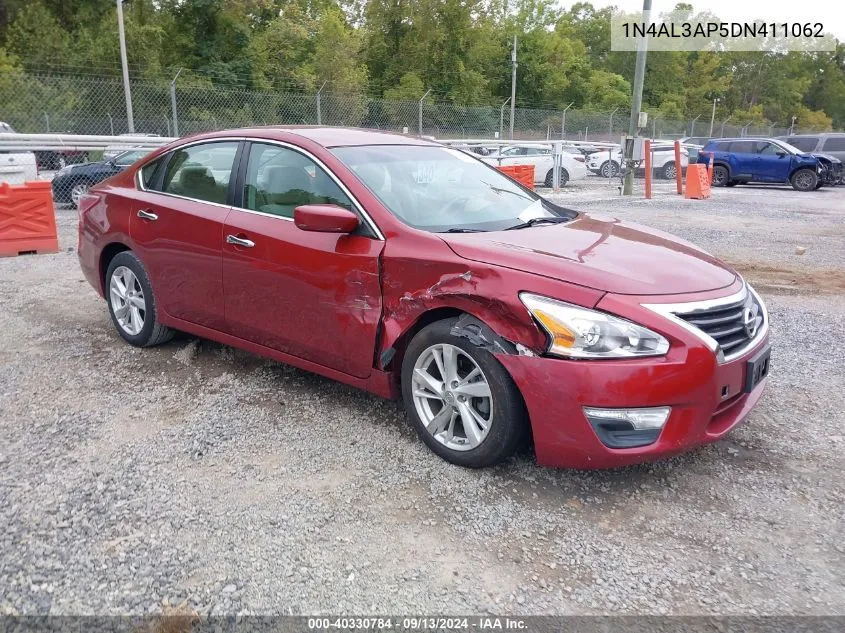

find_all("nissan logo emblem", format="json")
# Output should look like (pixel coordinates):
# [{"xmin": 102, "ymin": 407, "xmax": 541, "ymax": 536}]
[{"xmin": 742, "ymin": 307, "xmax": 758, "ymax": 338}]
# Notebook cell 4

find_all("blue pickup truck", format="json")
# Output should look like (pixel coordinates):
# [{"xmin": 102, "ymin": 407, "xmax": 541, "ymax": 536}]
[{"xmin": 698, "ymin": 138, "xmax": 824, "ymax": 191}]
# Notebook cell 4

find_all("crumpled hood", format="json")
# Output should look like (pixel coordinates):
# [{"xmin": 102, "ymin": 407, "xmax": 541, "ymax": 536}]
[{"xmin": 440, "ymin": 213, "xmax": 738, "ymax": 296}]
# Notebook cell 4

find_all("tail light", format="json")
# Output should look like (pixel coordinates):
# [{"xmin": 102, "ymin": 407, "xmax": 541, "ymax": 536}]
[
  {"xmin": 77, "ymin": 193, "xmax": 101, "ymax": 219},
  {"xmin": 573, "ymin": 155, "xmax": 586, "ymax": 163}
]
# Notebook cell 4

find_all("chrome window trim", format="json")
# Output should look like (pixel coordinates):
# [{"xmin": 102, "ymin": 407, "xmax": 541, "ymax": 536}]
[
  {"xmin": 135, "ymin": 136, "xmax": 384, "ymax": 240},
  {"xmin": 641, "ymin": 281, "xmax": 769, "ymax": 364}
]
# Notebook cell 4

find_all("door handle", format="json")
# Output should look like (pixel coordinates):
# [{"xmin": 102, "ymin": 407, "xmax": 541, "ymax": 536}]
[
  {"xmin": 137, "ymin": 209, "xmax": 158, "ymax": 221},
  {"xmin": 226, "ymin": 234, "xmax": 255, "ymax": 248}
]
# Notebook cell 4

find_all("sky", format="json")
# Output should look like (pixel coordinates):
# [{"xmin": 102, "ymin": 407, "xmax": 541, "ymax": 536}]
[{"xmin": 589, "ymin": 0, "xmax": 845, "ymax": 42}]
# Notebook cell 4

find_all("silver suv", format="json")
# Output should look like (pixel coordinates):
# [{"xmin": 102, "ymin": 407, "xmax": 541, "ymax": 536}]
[{"xmin": 778, "ymin": 133, "xmax": 845, "ymax": 163}]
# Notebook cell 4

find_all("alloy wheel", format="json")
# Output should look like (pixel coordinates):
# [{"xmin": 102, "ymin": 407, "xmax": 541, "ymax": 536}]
[
  {"xmin": 794, "ymin": 171, "xmax": 814, "ymax": 191},
  {"xmin": 71, "ymin": 183, "xmax": 90, "ymax": 207},
  {"xmin": 411, "ymin": 343, "xmax": 493, "ymax": 451},
  {"xmin": 109, "ymin": 266, "xmax": 146, "ymax": 335}
]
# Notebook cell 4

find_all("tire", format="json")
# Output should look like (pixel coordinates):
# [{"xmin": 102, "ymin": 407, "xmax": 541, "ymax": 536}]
[
  {"xmin": 814, "ymin": 181, "xmax": 824, "ymax": 190},
  {"xmin": 401, "ymin": 317, "xmax": 527, "ymax": 468},
  {"xmin": 70, "ymin": 181, "xmax": 92, "ymax": 209},
  {"xmin": 105, "ymin": 251, "xmax": 175, "ymax": 347},
  {"xmin": 544, "ymin": 168, "xmax": 570, "ymax": 187},
  {"xmin": 711, "ymin": 165, "xmax": 730, "ymax": 187},
  {"xmin": 599, "ymin": 161, "xmax": 619, "ymax": 178},
  {"xmin": 661, "ymin": 161, "xmax": 677, "ymax": 180},
  {"xmin": 790, "ymin": 168, "xmax": 818, "ymax": 192}
]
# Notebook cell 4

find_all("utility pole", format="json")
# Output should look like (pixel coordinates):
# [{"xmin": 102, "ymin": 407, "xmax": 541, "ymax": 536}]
[
  {"xmin": 509, "ymin": 35, "xmax": 517, "ymax": 139},
  {"xmin": 170, "ymin": 67, "xmax": 182, "ymax": 136},
  {"xmin": 623, "ymin": 0, "xmax": 652, "ymax": 195},
  {"xmin": 419, "ymin": 89, "xmax": 431, "ymax": 136},
  {"xmin": 316, "ymin": 81, "xmax": 327, "ymax": 126},
  {"xmin": 116, "ymin": 0, "xmax": 134, "ymax": 133},
  {"xmin": 499, "ymin": 97, "xmax": 511, "ymax": 140},
  {"xmin": 561, "ymin": 102, "xmax": 574, "ymax": 140},
  {"xmin": 708, "ymin": 97, "xmax": 719, "ymax": 137}
]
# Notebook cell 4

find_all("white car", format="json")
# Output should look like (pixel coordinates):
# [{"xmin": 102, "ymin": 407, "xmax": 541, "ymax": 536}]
[
  {"xmin": 482, "ymin": 143, "xmax": 588, "ymax": 187},
  {"xmin": 586, "ymin": 144, "xmax": 689, "ymax": 179},
  {"xmin": 0, "ymin": 121, "xmax": 38, "ymax": 184}
]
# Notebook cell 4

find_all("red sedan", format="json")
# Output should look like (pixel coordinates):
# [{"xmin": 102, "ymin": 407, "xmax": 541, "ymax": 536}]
[{"xmin": 77, "ymin": 127, "xmax": 771, "ymax": 469}]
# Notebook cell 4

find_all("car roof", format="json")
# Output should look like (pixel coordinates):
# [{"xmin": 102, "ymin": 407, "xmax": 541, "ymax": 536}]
[{"xmin": 183, "ymin": 126, "xmax": 441, "ymax": 149}]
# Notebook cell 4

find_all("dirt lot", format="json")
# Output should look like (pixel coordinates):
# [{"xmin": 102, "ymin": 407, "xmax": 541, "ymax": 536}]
[{"xmin": 1, "ymin": 178, "xmax": 843, "ymax": 616}]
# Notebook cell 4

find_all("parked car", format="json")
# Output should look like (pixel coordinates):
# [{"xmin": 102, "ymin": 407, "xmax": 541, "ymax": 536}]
[
  {"xmin": 776, "ymin": 134, "xmax": 845, "ymax": 184},
  {"xmin": 52, "ymin": 148, "xmax": 150, "ymax": 207},
  {"xmin": 585, "ymin": 144, "xmax": 689, "ymax": 179},
  {"xmin": 78, "ymin": 127, "xmax": 771, "ymax": 470},
  {"xmin": 0, "ymin": 121, "xmax": 38, "ymax": 184},
  {"xmin": 482, "ymin": 143, "xmax": 588, "ymax": 186},
  {"xmin": 0, "ymin": 121, "xmax": 87, "ymax": 170},
  {"xmin": 698, "ymin": 138, "xmax": 825, "ymax": 191},
  {"xmin": 103, "ymin": 133, "xmax": 161, "ymax": 160},
  {"xmin": 679, "ymin": 136, "xmax": 710, "ymax": 147}
]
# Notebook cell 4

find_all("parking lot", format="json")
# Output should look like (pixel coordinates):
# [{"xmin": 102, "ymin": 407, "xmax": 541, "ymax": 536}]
[{"xmin": 1, "ymin": 177, "xmax": 843, "ymax": 616}]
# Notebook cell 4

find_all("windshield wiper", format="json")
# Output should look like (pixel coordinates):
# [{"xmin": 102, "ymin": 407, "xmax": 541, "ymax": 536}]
[
  {"xmin": 504, "ymin": 216, "xmax": 570, "ymax": 231},
  {"xmin": 442, "ymin": 228, "xmax": 485, "ymax": 233}
]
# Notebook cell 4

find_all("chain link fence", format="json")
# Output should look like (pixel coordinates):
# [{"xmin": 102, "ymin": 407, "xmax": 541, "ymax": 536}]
[
  {"xmin": 3, "ymin": 72, "xmax": 837, "ymax": 205},
  {"xmin": 2, "ymin": 72, "xmax": 819, "ymax": 143}
]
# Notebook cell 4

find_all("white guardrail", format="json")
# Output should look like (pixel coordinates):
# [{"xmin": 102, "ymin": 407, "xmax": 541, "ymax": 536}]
[{"xmin": 0, "ymin": 133, "xmax": 176, "ymax": 152}]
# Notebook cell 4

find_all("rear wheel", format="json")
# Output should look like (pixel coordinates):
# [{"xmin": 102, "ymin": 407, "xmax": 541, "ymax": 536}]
[
  {"xmin": 711, "ymin": 165, "xmax": 729, "ymax": 187},
  {"xmin": 544, "ymin": 168, "xmax": 570, "ymax": 187},
  {"xmin": 791, "ymin": 168, "xmax": 818, "ymax": 192},
  {"xmin": 106, "ymin": 251, "xmax": 174, "ymax": 347},
  {"xmin": 401, "ymin": 318, "xmax": 527, "ymax": 468}
]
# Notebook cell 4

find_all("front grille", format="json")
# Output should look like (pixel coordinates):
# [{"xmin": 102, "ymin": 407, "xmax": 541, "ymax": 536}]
[{"xmin": 673, "ymin": 291, "xmax": 764, "ymax": 358}]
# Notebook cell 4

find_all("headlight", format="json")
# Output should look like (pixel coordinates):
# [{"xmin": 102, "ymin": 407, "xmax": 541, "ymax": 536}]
[{"xmin": 519, "ymin": 293, "xmax": 670, "ymax": 359}]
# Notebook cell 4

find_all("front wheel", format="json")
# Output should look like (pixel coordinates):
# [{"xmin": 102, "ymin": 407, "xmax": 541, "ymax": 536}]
[
  {"xmin": 661, "ymin": 161, "xmax": 677, "ymax": 180},
  {"xmin": 544, "ymin": 168, "xmax": 570, "ymax": 187},
  {"xmin": 599, "ymin": 161, "xmax": 619, "ymax": 178},
  {"xmin": 401, "ymin": 318, "xmax": 527, "ymax": 468},
  {"xmin": 70, "ymin": 181, "xmax": 91, "ymax": 208},
  {"xmin": 791, "ymin": 168, "xmax": 818, "ymax": 192},
  {"xmin": 106, "ymin": 251, "xmax": 175, "ymax": 347}
]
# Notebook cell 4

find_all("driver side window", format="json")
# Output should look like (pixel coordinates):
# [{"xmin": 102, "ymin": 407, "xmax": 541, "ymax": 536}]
[
  {"xmin": 756, "ymin": 142, "xmax": 779, "ymax": 155},
  {"xmin": 241, "ymin": 143, "xmax": 353, "ymax": 219}
]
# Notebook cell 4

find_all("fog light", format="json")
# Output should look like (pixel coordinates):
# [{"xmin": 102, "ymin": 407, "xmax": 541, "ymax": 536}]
[{"xmin": 583, "ymin": 406, "xmax": 671, "ymax": 449}]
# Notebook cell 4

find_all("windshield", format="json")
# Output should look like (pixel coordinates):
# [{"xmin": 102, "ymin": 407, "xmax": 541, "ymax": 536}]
[
  {"xmin": 773, "ymin": 140, "xmax": 804, "ymax": 155},
  {"xmin": 114, "ymin": 149, "xmax": 148, "ymax": 164},
  {"xmin": 332, "ymin": 145, "xmax": 575, "ymax": 232}
]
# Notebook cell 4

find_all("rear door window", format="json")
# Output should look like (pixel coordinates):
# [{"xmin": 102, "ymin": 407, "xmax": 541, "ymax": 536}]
[
  {"xmin": 787, "ymin": 137, "xmax": 820, "ymax": 152},
  {"xmin": 821, "ymin": 137, "xmax": 845, "ymax": 152},
  {"xmin": 729, "ymin": 141, "xmax": 755, "ymax": 154},
  {"xmin": 159, "ymin": 142, "xmax": 240, "ymax": 205}
]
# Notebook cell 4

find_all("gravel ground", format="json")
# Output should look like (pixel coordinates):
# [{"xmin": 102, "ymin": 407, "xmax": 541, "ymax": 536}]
[{"xmin": 1, "ymin": 179, "xmax": 843, "ymax": 616}]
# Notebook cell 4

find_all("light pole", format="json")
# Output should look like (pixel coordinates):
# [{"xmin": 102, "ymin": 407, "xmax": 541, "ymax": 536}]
[
  {"xmin": 623, "ymin": 0, "xmax": 652, "ymax": 195},
  {"xmin": 418, "ymin": 89, "xmax": 431, "ymax": 136},
  {"xmin": 116, "ymin": 0, "xmax": 134, "ymax": 133},
  {"xmin": 316, "ymin": 81, "xmax": 327, "ymax": 126},
  {"xmin": 789, "ymin": 115, "xmax": 797, "ymax": 135},
  {"xmin": 170, "ymin": 67, "xmax": 182, "ymax": 136},
  {"xmin": 509, "ymin": 35, "xmax": 517, "ymax": 139},
  {"xmin": 708, "ymin": 97, "xmax": 720, "ymax": 137},
  {"xmin": 609, "ymin": 107, "xmax": 619, "ymax": 139},
  {"xmin": 499, "ymin": 97, "xmax": 511, "ymax": 140},
  {"xmin": 561, "ymin": 102, "xmax": 574, "ymax": 140},
  {"xmin": 720, "ymin": 115, "xmax": 732, "ymax": 137}
]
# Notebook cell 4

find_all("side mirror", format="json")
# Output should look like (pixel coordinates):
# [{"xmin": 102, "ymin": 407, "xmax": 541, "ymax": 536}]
[
  {"xmin": 776, "ymin": 151, "xmax": 787, "ymax": 158},
  {"xmin": 294, "ymin": 204, "xmax": 359, "ymax": 233}
]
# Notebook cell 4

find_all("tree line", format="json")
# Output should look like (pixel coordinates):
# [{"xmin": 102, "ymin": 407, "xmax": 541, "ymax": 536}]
[{"xmin": 1, "ymin": 0, "xmax": 842, "ymax": 130}]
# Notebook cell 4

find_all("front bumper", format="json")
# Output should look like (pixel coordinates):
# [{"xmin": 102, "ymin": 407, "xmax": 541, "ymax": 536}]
[{"xmin": 497, "ymin": 285, "xmax": 770, "ymax": 469}]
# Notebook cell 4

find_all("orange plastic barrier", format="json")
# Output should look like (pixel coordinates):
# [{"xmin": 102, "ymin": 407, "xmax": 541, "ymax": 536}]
[
  {"xmin": 0, "ymin": 180, "xmax": 60, "ymax": 257},
  {"xmin": 497, "ymin": 164, "xmax": 535, "ymax": 189},
  {"xmin": 684, "ymin": 164, "xmax": 712, "ymax": 200}
]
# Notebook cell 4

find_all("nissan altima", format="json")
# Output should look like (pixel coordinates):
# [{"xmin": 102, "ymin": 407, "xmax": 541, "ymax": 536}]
[{"xmin": 77, "ymin": 127, "xmax": 771, "ymax": 469}]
